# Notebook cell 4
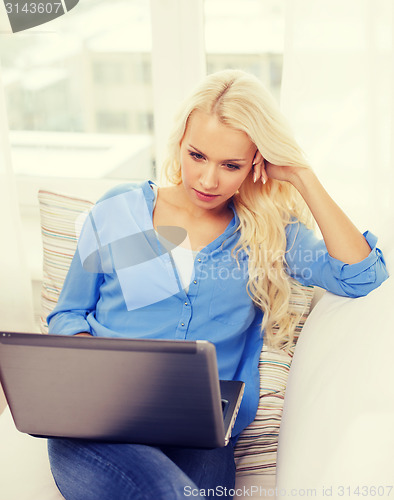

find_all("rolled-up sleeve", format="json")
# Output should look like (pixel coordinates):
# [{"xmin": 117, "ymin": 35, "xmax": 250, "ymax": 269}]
[
  {"xmin": 285, "ymin": 222, "xmax": 389, "ymax": 297},
  {"xmin": 47, "ymin": 247, "xmax": 104, "ymax": 335},
  {"xmin": 47, "ymin": 207, "xmax": 105, "ymax": 335}
]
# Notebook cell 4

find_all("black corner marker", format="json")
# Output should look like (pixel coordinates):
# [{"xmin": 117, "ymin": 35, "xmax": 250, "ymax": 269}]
[{"xmin": 4, "ymin": 0, "xmax": 79, "ymax": 33}]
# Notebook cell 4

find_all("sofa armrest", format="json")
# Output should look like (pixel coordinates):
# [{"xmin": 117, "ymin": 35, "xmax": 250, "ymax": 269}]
[{"xmin": 277, "ymin": 273, "xmax": 394, "ymax": 490}]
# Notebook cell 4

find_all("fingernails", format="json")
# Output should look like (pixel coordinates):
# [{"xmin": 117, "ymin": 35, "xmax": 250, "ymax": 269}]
[
  {"xmin": 262, "ymin": 177, "xmax": 266, "ymax": 185},
  {"xmin": 253, "ymin": 172, "xmax": 257, "ymax": 183}
]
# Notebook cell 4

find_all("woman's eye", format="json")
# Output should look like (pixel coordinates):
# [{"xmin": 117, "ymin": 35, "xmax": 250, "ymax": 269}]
[
  {"xmin": 189, "ymin": 151, "xmax": 204, "ymax": 161},
  {"xmin": 225, "ymin": 163, "xmax": 240, "ymax": 171}
]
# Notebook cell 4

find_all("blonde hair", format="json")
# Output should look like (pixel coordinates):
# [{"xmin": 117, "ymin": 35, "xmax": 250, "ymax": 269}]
[{"xmin": 161, "ymin": 69, "xmax": 314, "ymax": 349}]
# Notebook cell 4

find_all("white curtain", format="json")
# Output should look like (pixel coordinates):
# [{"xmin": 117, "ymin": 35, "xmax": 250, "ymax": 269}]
[
  {"xmin": 0, "ymin": 67, "xmax": 35, "ymax": 332},
  {"xmin": 281, "ymin": 0, "xmax": 394, "ymax": 244}
]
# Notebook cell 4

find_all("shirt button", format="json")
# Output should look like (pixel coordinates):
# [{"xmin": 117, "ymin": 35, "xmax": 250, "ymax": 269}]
[
  {"xmin": 184, "ymin": 302, "xmax": 188, "ymax": 306},
  {"xmin": 193, "ymin": 280, "xmax": 197, "ymax": 284},
  {"xmin": 181, "ymin": 322, "xmax": 185, "ymax": 326},
  {"xmin": 197, "ymin": 258, "xmax": 201, "ymax": 262}
]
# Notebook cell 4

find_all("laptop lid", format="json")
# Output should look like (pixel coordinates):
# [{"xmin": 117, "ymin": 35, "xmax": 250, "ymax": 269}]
[{"xmin": 0, "ymin": 332, "xmax": 244, "ymax": 448}]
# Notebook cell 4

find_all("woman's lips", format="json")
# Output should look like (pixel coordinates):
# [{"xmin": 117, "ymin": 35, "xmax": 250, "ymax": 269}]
[{"xmin": 193, "ymin": 189, "xmax": 220, "ymax": 202}]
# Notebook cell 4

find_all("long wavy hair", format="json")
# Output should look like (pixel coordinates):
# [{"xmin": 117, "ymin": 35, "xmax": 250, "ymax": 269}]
[{"xmin": 160, "ymin": 69, "xmax": 314, "ymax": 349}]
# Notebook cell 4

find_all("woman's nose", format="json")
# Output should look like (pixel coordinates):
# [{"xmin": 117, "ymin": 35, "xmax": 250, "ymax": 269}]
[{"xmin": 199, "ymin": 164, "xmax": 219, "ymax": 191}]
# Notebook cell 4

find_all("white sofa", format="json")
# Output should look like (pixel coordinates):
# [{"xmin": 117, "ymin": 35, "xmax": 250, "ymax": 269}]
[
  {"xmin": 0, "ymin": 190, "xmax": 392, "ymax": 500},
  {"xmin": 276, "ymin": 244, "xmax": 394, "ymax": 499}
]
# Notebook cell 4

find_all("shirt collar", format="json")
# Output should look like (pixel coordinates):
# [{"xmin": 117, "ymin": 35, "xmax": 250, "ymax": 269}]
[{"xmin": 141, "ymin": 179, "xmax": 240, "ymax": 254}]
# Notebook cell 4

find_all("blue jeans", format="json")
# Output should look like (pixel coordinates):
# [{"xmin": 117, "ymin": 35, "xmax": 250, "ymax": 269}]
[{"xmin": 47, "ymin": 438, "xmax": 236, "ymax": 499}]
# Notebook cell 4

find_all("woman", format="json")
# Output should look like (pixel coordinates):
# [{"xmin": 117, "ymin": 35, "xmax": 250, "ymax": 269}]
[{"xmin": 47, "ymin": 70, "xmax": 388, "ymax": 499}]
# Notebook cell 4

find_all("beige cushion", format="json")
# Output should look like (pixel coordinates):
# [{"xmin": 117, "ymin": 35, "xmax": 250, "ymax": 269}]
[
  {"xmin": 38, "ymin": 190, "xmax": 93, "ymax": 333},
  {"xmin": 234, "ymin": 280, "xmax": 314, "ymax": 476}
]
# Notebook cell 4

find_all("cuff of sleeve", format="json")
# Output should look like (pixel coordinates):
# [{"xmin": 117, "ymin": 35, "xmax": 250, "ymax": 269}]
[
  {"xmin": 47, "ymin": 315, "xmax": 93, "ymax": 336},
  {"xmin": 327, "ymin": 231, "xmax": 383, "ymax": 281}
]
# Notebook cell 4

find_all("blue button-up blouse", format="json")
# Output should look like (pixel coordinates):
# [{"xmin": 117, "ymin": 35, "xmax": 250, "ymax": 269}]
[{"xmin": 47, "ymin": 180, "xmax": 389, "ymax": 436}]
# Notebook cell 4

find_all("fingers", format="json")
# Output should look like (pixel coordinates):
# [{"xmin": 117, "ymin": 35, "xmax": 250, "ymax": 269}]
[
  {"xmin": 252, "ymin": 159, "xmax": 262, "ymax": 183},
  {"xmin": 252, "ymin": 150, "xmax": 267, "ymax": 185}
]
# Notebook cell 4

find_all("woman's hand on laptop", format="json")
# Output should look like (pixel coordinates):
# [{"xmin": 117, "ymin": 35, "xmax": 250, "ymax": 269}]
[{"xmin": 74, "ymin": 332, "xmax": 93, "ymax": 337}]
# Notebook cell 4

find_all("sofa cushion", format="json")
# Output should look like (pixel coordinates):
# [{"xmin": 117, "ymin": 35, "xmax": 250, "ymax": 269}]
[
  {"xmin": 0, "ymin": 407, "xmax": 63, "ymax": 500},
  {"xmin": 38, "ymin": 190, "xmax": 94, "ymax": 333},
  {"xmin": 234, "ymin": 280, "xmax": 314, "ymax": 476}
]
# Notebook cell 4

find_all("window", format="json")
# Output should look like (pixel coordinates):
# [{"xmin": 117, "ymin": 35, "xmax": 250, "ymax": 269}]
[
  {"xmin": 204, "ymin": 0, "xmax": 285, "ymax": 102},
  {"xmin": 1, "ymin": 0, "xmax": 154, "ymax": 184},
  {"xmin": 96, "ymin": 111, "xmax": 129, "ymax": 133},
  {"xmin": 93, "ymin": 61, "xmax": 126, "ymax": 85}
]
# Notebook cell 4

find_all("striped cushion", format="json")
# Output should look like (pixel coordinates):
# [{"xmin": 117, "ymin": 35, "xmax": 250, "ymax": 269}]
[
  {"xmin": 234, "ymin": 280, "xmax": 314, "ymax": 476},
  {"xmin": 38, "ymin": 189, "xmax": 314, "ymax": 476},
  {"xmin": 38, "ymin": 190, "xmax": 94, "ymax": 333}
]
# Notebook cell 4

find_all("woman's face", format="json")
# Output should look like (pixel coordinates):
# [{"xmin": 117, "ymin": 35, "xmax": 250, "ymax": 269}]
[{"xmin": 179, "ymin": 110, "xmax": 256, "ymax": 214}]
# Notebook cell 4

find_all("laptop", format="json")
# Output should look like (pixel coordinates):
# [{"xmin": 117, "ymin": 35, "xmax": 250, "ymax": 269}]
[{"xmin": 0, "ymin": 332, "xmax": 244, "ymax": 448}]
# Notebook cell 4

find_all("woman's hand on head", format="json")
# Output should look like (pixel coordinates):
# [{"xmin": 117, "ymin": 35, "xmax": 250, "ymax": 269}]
[{"xmin": 265, "ymin": 161, "xmax": 298, "ymax": 183}]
